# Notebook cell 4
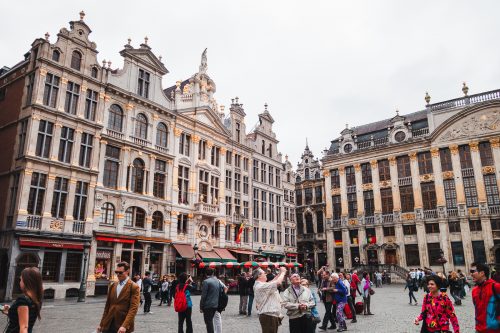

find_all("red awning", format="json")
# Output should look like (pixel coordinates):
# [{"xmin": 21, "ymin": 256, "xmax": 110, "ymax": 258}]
[
  {"xmin": 197, "ymin": 251, "xmax": 221, "ymax": 261},
  {"xmin": 286, "ymin": 253, "xmax": 298, "ymax": 257},
  {"xmin": 229, "ymin": 249, "xmax": 258, "ymax": 255},
  {"xmin": 96, "ymin": 236, "xmax": 135, "ymax": 244},
  {"xmin": 173, "ymin": 243, "xmax": 195, "ymax": 259},
  {"xmin": 213, "ymin": 248, "xmax": 238, "ymax": 261},
  {"xmin": 19, "ymin": 237, "xmax": 84, "ymax": 250}
]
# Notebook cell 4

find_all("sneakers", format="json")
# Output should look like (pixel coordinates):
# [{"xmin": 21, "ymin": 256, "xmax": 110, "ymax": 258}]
[
  {"xmin": 318, "ymin": 327, "xmax": 327, "ymax": 331},
  {"xmin": 351, "ymin": 319, "xmax": 357, "ymax": 323}
]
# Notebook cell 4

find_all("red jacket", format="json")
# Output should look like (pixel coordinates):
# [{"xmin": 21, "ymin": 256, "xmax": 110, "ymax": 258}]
[
  {"xmin": 350, "ymin": 273, "xmax": 361, "ymax": 296},
  {"xmin": 472, "ymin": 278, "xmax": 500, "ymax": 333}
]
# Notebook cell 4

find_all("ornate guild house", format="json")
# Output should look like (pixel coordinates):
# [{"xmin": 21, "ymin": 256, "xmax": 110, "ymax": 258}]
[
  {"xmin": 0, "ymin": 12, "xmax": 296, "ymax": 300},
  {"xmin": 322, "ymin": 86, "xmax": 500, "ymax": 275}
]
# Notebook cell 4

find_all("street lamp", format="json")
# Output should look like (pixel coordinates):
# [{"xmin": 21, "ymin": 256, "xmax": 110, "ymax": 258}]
[
  {"xmin": 77, "ymin": 242, "xmax": 91, "ymax": 302},
  {"xmin": 305, "ymin": 249, "xmax": 310, "ymax": 274},
  {"xmin": 192, "ymin": 243, "xmax": 199, "ymax": 277},
  {"xmin": 436, "ymin": 249, "xmax": 447, "ymax": 274}
]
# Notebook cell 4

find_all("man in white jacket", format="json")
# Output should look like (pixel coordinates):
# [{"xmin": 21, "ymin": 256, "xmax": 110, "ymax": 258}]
[{"xmin": 281, "ymin": 273, "xmax": 315, "ymax": 333}]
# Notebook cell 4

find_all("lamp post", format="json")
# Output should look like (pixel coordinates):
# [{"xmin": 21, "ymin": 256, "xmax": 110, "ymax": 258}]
[
  {"xmin": 305, "ymin": 249, "xmax": 310, "ymax": 274},
  {"xmin": 436, "ymin": 249, "xmax": 447, "ymax": 274},
  {"xmin": 77, "ymin": 242, "xmax": 91, "ymax": 302}
]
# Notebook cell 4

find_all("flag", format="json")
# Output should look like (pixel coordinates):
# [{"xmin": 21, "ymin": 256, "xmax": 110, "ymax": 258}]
[
  {"xmin": 236, "ymin": 223, "xmax": 245, "ymax": 243},
  {"xmin": 367, "ymin": 236, "xmax": 377, "ymax": 244},
  {"xmin": 335, "ymin": 239, "xmax": 343, "ymax": 246}
]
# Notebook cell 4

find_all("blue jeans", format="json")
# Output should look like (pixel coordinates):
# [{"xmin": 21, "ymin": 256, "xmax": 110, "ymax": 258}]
[{"xmin": 248, "ymin": 295, "xmax": 254, "ymax": 315}]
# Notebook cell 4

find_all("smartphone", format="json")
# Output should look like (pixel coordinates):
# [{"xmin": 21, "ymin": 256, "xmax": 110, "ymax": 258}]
[{"xmin": 0, "ymin": 305, "xmax": 5, "ymax": 312}]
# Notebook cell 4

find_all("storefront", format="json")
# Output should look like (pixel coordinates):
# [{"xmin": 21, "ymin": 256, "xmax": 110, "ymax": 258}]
[
  {"xmin": 285, "ymin": 252, "xmax": 298, "ymax": 262},
  {"xmin": 262, "ymin": 251, "xmax": 285, "ymax": 263},
  {"xmin": 228, "ymin": 248, "xmax": 258, "ymax": 263},
  {"xmin": 172, "ymin": 243, "xmax": 195, "ymax": 275}
]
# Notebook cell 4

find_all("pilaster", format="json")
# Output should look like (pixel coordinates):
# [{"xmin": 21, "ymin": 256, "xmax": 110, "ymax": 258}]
[
  {"xmin": 370, "ymin": 160, "xmax": 382, "ymax": 213},
  {"xmin": 342, "ymin": 228, "xmax": 352, "ymax": 268},
  {"xmin": 339, "ymin": 166, "xmax": 348, "ymax": 216},
  {"xmin": 469, "ymin": 141, "xmax": 487, "ymax": 203},
  {"xmin": 415, "ymin": 221, "xmax": 429, "ymax": 268},
  {"xmin": 409, "ymin": 152, "xmax": 423, "ymax": 209},
  {"xmin": 449, "ymin": 145, "xmax": 466, "ymax": 204},
  {"xmin": 430, "ymin": 147, "xmax": 446, "ymax": 207},
  {"xmin": 388, "ymin": 156, "xmax": 401, "ymax": 211},
  {"xmin": 354, "ymin": 164, "xmax": 364, "ymax": 215}
]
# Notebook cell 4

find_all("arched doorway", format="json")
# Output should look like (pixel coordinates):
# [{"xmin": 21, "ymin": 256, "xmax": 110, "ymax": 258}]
[{"xmin": 14, "ymin": 253, "xmax": 39, "ymax": 294}]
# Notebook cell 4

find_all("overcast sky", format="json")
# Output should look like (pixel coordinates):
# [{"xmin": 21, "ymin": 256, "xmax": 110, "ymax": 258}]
[{"xmin": 2, "ymin": 1, "xmax": 500, "ymax": 165}]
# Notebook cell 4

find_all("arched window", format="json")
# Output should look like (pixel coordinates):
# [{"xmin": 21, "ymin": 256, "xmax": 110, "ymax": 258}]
[
  {"xmin": 212, "ymin": 221, "xmax": 220, "ymax": 238},
  {"xmin": 305, "ymin": 168, "xmax": 310, "ymax": 180},
  {"xmin": 305, "ymin": 213, "xmax": 314, "ymax": 234},
  {"xmin": 91, "ymin": 67, "xmax": 98, "ymax": 78},
  {"xmin": 316, "ymin": 210, "xmax": 324, "ymax": 233},
  {"xmin": 131, "ymin": 158, "xmax": 145, "ymax": 193},
  {"xmin": 287, "ymin": 172, "xmax": 291, "ymax": 183},
  {"xmin": 101, "ymin": 203, "xmax": 115, "ymax": 225},
  {"xmin": 52, "ymin": 50, "xmax": 60, "ymax": 62},
  {"xmin": 108, "ymin": 104, "xmax": 123, "ymax": 132},
  {"xmin": 156, "ymin": 123, "xmax": 168, "ymax": 147},
  {"xmin": 135, "ymin": 113, "xmax": 148, "ymax": 139},
  {"xmin": 152, "ymin": 211, "xmax": 163, "ymax": 231},
  {"xmin": 125, "ymin": 206, "xmax": 146, "ymax": 228},
  {"xmin": 70, "ymin": 51, "xmax": 82, "ymax": 71},
  {"xmin": 315, "ymin": 171, "xmax": 321, "ymax": 179},
  {"xmin": 296, "ymin": 175, "xmax": 301, "ymax": 183}
]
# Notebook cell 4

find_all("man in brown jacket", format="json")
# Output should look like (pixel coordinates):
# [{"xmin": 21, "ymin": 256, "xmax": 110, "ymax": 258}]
[
  {"xmin": 318, "ymin": 270, "xmax": 337, "ymax": 331},
  {"xmin": 97, "ymin": 262, "xmax": 140, "ymax": 333}
]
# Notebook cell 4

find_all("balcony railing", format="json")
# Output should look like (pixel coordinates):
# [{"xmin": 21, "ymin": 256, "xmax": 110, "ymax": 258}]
[
  {"xmin": 490, "ymin": 205, "xmax": 500, "ymax": 215},
  {"xmin": 429, "ymin": 89, "xmax": 500, "ymax": 112},
  {"xmin": 346, "ymin": 185, "xmax": 356, "ymax": 193},
  {"xmin": 398, "ymin": 176, "xmax": 412, "ymax": 186},
  {"xmin": 25, "ymin": 215, "xmax": 42, "ymax": 230},
  {"xmin": 412, "ymin": 128, "xmax": 429, "ymax": 138},
  {"xmin": 461, "ymin": 168, "xmax": 474, "ymax": 178},
  {"xmin": 382, "ymin": 214, "xmax": 394, "ymax": 224},
  {"xmin": 423, "ymin": 209, "xmax": 437, "ymax": 219},
  {"xmin": 72, "ymin": 221, "xmax": 85, "ymax": 234},
  {"xmin": 365, "ymin": 216, "xmax": 375, "ymax": 225},
  {"xmin": 130, "ymin": 136, "xmax": 150, "ymax": 147},
  {"xmin": 106, "ymin": 128, "xmax": 124, "ymax": 139},
  {"xmin": 330, "ymin": 219, "xmax": 342, "ymax": 228},
  {"xmin": 155, "ymin": 145, "xmax": 169, "ymax": 154},
  {"xmin": 194, "ymin": 202, "xmax": 220, "ymax": 216},
  {"xmin": 447, "ymin": 208, "xmax": 459, "ymax": 218},
  {"xmin": 374, "ymin": 137, "xmax": 389, "ymax": 146}
]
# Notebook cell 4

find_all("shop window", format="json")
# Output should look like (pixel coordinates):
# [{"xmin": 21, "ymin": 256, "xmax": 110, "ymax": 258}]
[
  {"xmin": 451, "ymin": 242, "xmax": 465, "ymax": 266},
  {"xmin": 42, "ymin": 251, "xmax": 61, "ymax": 282},
  {"xmin": 403, "ymin": 224, "xmax": 416, "ymax": 235},
  {"xmin": 152, "ymin": 211, "xmax": 163, "ymax": 231},
  {"xmin": 405, "ymin": 244, "xmax": 420, "ymax": 266},
  {"xmin": 64, "ymin": 253, "xmax": 82, "ymax": 281}
]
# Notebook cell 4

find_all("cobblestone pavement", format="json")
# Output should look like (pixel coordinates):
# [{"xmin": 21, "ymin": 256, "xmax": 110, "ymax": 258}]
[{"xmin": 0, "ymin": 284, "xmax": 475, "ymax": 332}]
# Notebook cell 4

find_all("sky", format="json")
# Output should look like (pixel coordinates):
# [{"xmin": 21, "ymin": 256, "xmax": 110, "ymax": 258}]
[{"xmin": 1, "ymin": 1, "xmax": 500, "ymax": 165}]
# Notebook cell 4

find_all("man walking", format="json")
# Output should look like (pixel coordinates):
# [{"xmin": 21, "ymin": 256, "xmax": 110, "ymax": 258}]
[
  {"xmin": 318, "ymin": 271, "xmax": 336, "ymax": 331},
  {"xmin": 200, "ymin": 268, "xmax": 220, "ymax": 333},
  {"xmin": 97, "ymin": 262, "xmax": 140, "ymax": 333},
  {"xmin": 254, "ymin": 266, "xmax": 287, "ymax": 333},
  {"xmin": 282, "ymin": 273, "xmax": 315, "ymax": 333},
  {"xmin": 142, "ymin": 271, "xmax": 153, "ymax": 314},
  {"xmin": 238, "ymin": 273, "xmax": 249, "ymax": 315},
  {"xmin": 471, "ymin": 262, "xmax": 500, "ymax": 332},
  {"xmin": 247, "ymin": 272, "xmax": 255, "ymax": 316},
  {"xmin": 343, "ymin": 272, "xmax": 357, "ymax": 323}
]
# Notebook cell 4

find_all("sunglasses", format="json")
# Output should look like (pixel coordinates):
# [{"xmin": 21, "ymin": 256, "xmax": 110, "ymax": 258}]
[
  {"xmin": 115, "ymin": 271, "xmax": 125, "ymax": 275},
  {"xmin": 470, "ymin": 269, "xmax": 477, "ymax": 274}
]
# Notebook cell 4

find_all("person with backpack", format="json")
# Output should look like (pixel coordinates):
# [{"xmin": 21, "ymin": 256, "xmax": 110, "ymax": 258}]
[
  {"xmin": 200, "ymin": 268, "xmax": 220, "ymax": 333},
  {"xmin": 174, "ymin": 272, "xmax": 194, "ymax": 333},
  {"xmin": 471, "ymin": 262, "xmax": 500, "ymax": 333},
  {"xmin": 404, "ymin": 273, "xmax": 418, "ymax": 305}
]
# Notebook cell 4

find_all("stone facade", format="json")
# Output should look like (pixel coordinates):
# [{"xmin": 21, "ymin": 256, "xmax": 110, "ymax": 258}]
[
  {"xmin": 322, "ymin": 87, "xmax": 500, "ymax": 274},
  {"xmin": 0, "ymin": 13, "xmax": 296, "ymax": 300}
]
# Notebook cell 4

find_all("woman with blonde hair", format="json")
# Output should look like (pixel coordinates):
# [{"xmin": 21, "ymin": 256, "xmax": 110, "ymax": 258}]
[
  {"xmin": 448, "ymin": 271, "xmax": 462, "ymax": 305},
  {"xmin": 1, "ymin": 267, "xmax": 43, "ymax": 333}
]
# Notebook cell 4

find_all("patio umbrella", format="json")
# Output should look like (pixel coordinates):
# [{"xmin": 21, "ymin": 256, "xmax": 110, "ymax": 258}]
[
  {"xmin": 259, "ymin": 262, "xmax": 270, "ymax": 269},
  {"xmin": 198, "ymin": 262, "xmax": 206, "ymax": 268},
  {"xmin": 208, "ymin": 262, "xmax": 222, "ymax": 268},
  {"xmin": 225, "ymin": 262, "xmax": 240, "ymax": 269},
  {"xmin": 273, "ymin": 262, "xmax": 287, "ymax": 268},
  {"xmin": 285, "ymin": 262, "xmax": 303, "ymax": 268},
  {"xmin": 243, "ymin": 261, "xmax": 259, "ymax": 268}
]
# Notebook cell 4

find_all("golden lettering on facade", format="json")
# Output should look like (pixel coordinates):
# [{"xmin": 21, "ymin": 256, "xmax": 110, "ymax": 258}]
[{"xmin": 449, "ymin": 144, "xmax": 459, "ymax": 155}]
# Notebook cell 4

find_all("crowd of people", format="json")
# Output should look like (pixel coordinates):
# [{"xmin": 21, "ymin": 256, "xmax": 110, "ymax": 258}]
[{"xmin": 2, "ymin": 262, "xmax": 500, "ymax": 332}]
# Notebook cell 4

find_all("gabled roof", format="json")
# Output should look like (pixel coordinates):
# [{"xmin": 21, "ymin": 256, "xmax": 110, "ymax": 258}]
[
  {"xmin": 350, "ymin": 110, "xmax": 427, "ymax": 137},
  {"xmin": 120, "ymin": 45, "xmax": 168, "ymax": 75}
]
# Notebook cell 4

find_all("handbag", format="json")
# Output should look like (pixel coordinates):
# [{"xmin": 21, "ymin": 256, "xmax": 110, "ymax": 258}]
[{"xmin": 369, "ymin": 288, "xmax": 375, "ymax": 296}]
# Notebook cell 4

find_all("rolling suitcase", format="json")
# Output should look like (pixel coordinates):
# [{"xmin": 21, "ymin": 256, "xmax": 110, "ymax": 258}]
[{"xmin": 355, "ymin": 301, "xmax": 364, "ymax": 314}]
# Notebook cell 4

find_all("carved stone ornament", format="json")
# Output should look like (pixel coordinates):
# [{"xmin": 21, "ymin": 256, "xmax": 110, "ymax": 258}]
[
  {"xmin": 449, "ymin": 144, "xmax": 459, "ymax": 155},
  {"xmin": 483, "ymin": 166, "xmax": 495, "ymax": 175},
  {"xmin": 490, "ymin": 137, "xmax": 500, "ymax": 148},
  {"xmin": 362, "ymin": 183, "xmax": 373, "ymax": 191},
  {"xmin": 192, "ymin": 135, "xmax": 200, "ymax": 144},
  {"xmin": 174, "ymin": 128, "xmax": 182, "ymax": 137},
  {"xmin": 379, "ymin": 180, "xmax": 391, "ymax": 188},
  {"xmin": 331, "ymin": 188, "xmax": 341, "ymax": 196},
  {"xmin": 388, "ymin": 156, "xmax": 397, "ymax": 166},
  {"xmin": 442, "ymin": 171, "xmax": 454, "ymax": 180},
  {"xmin": 401, "ymin": 213, "xmax": 416, "ymax": 220},
  {"xmin": 348, "ymin": 219, "xmax": 358, "ymax": 226},
  {"xmin": 49, "ymin": 220, "xmax": 63, "ymax": 231},
  {"xmin": 469, "ymin": 141, "xmax": 479, "ymax": 152},
  {"xmin": 220, "ymin": 147, "xmax": 227, "ymax": 154},
  {"xmin": 469, "ymin": 207, "xmax": 479, "ymax": 216},
  {"xmin": 438, "ymin": 109, "xmax": 500, "ymax": 143},
  {"xmin": 338, "ymin": 166, "xmax": 345, "ymax": 176},
  {"xmin": 409, "ymin": 152, "xmax": 417, "ymax": 161},
  {"xmin": 370, "ymin": 160, "xmax": 378, "ymax": 168},
  {"xmin": 323, "ymin": 170, "xmax": 330, "ymax": 177},
  {"xmin": 354, "ymin": 164, "xmax": 361, "ymax": 172},
  {"xmin": 420, "ymin": 174, "xmax": 434, "ymax": 183},
  {"xmin": 430, "ymin": 147, "xmax": 440, "ymax": 158}
]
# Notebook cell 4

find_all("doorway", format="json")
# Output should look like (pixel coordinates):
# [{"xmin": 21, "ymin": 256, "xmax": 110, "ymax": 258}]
[
  {"xmin": 385, "ymin": 249, "xmax": 397, "ymax": 265},
  {"xmin": 367, "ymin": 250, "xmax": 378, "ymax": 264}
]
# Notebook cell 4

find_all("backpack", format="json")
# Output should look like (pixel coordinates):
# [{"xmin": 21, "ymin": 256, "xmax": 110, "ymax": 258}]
[
  {"xmin": 217, "ymin": 283, "xmax": 229, "ymax": 312},
  {"xmin": 487, "ymin": 283, "xmax": 500, "ymax": 330},
  {"xmin": 174, "ymin": 284, "xmax": 188, "ymax": 313}
]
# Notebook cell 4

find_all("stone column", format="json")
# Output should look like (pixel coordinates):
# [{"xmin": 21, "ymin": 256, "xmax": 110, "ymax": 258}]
[
  {"xmin": 34, "ymin": 68, "xmax": 47, "ymax": 106},
  {"xmin": 50, "ymin": 122, "xmax": 62, "ymax": 162},
  {"xmin": 489, "ymin": 138, "xmax": 500, "ymax": 190},
  {"xmin": 354, "ymin": 164, "xmax": 364, "ymax": 215},
  {"xmin": 415, "ymin": 221, "xmax": 429, "ymax": 268},
  {"xmin": 430, "ymin": 147, "xmax": 446, "ymax": 207},
  {"xmin": 375, "ymin": 226, "xmax": 384, "ymax": 263},
  {"xmin": 26, "ymin": 116, "xmax": 40, "ymax": 157},
  {"xmin": 339, "ymin": 166, "xmax": 348, "ymax": 216},
  {"xmin": 388, "ymin": 156, "xmax": 401, "ymax": 211},
  {"xmin": 323, "ymin": 170, "xmax": 333, "ymax": 219},
  {"xmin": 438, "ymin": 220, "xmax": 452, "ymax": 272},
  {"xmin": 481, "ymin": 217, "xmax": 495, "ymax": 263},
  {"xmin": 460, "ymin": 218, "xmax": 474, "ymax": 270},
  {"xmin": 97, "ymin": 139, "xmax": 107, "ymax": 187},
  {"xmin": 41, "ymin": 174, "xmax": 56, "ymax": 229},
  {"xmin": 394, "ymin": 223, "xmax": 406, "ymax": 266},
  {"xmin": 172, "ymin": 128, "xmax": 182, "ymax": 205},
  {"xmin": 64, "ymin": 178, "xmax": 77, "ymax": 222},
  {"xmin": 166, "ymin": 160, "xmax": 173, "ymax": 202},
  {"xmin": 370, "ymin": 160, "xmax": 382, "ymax": 213},
  {"xmin": 409, "ymin": 152, "xmax": 423, "ymax": 210},
  {"xmin": 17, "ymin": 170, "xmax": 32, "ymax": 217},
  {"xmin": 91, "ymin": 134, "xmax": 101, "ymax": 172},
  {"xmin": 342, "ymin": 228, "xmax": 352, "ymax": 268},
  {"xmin": 57, "ymin": 76, "xmax": 67, "ymax": 113},
  {"xmin": 147, "ymin": 154, "xmax": 156, "ymax": 196},
  {"xmin": 469, "ymin": 141, "xmax": 487, "ymax": 203},
  {"xmin": 358, "ymin": 227, "xmax": 367, "ymax": 264},
  {"xmin": 86, "ymin": 237, "xmax": 98, "ymax": 296},
  {"xmin": 449, "ymin": 145, "xmax": 466, "ymax": 204},
  {"xmin": 85, "ymin": 183, "xmax": 96, "ymax": 234},
  {"xmin": 119, "ymin": 147, "xmax": 131, "ymax": 191},
  {"xmin": 326, "ymin": 230, "xmax": 335, "ymax": 267},
  {"xmin": 71, "ymin": 129, "xmax": 83, "ymax": 167}
]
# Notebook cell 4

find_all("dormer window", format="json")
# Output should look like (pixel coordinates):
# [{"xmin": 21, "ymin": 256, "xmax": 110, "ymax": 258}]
[
  {"xmin": 395, "ymin": 131, "xmax": 406, "ymax": 143},
  {"xmin": 52, "ymin": 50, "xmax": 60, "ymax": 62},
  {"xmin": 91, "ymin": 67, "xmax": 98, "ymax": 79},
  {"xmin": 137, "ymin": 69, "xmax": 150, "ymax": 98},
  {"xmin": 70, "ymin": 51, "xmax": 82, "ymax": 71}
]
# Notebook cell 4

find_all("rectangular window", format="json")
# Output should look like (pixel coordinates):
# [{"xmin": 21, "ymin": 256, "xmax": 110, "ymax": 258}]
[
  {"xmin": 243, "ymin": 201, "xmax": 249, "ymax": 218},
  {"xmin": 178, "ymin": 165, "xmax": 189, "ymax": 204},
  {"xmin": 199, "ymin": 170, "xmax": 209, "ymax": 203},
  {"xmin": 463, "ymin": 177, "xmax": 478, "ymax": 207},
  {"xmin": 225, "ymin": 196, "xmax": 232, "ymax": 216},
  {"xmin": 492, "ymin": 219, "xmax": 500, "ymax": 230},
  {"xmin": 485, "ymin": 174, "xmax": 500, "ymax": 206},
  {"xmin": 285, "ymin": 227, "xmax": 290, "ymax": 246},
  {"xmin": 153, "ymin": 160, "xmax": 167, "ymax": 199},
  {"xmin": 51, "ymin": 177, "xmax": 68, "ymax": 219},
  {"xmin": 440, "ymin": 148, "xmax": 453, "ymax": 172},
  {"xmin": 137, "ymin": 69, "xmax": 150, "ymax": 98},
  {"xmin": 480, "ymin": 142, "xmax": 494, "ymax": 166},
  {"xmin": 73, "ymin": 181, "xmax": 88, "ymax": 221},
  {"xmin": 64, "ymin": 252, "xmax": 82, "ymax": 282},
  {"xmin": 226, "ymin": 151, "xmax": 232, "ymax": 165},
  {"xmin": 405, "ymin": 244, "xmax": 420, "ymax": 266},
  {"xmin": 234, "ymin": 198, "xmax": 241, "ymax": 216},
  {"xmin": 36, "ymin": 120, "xmax": 54, "ymax": 158},
  {"xmin": 400, "ymin": 185, "xmax": 414, "ymax": 212},
  {"xmin": 177, "ymin": 214, "xmax": 188, "ymax": 234},
  {"xmin": 459, "ymin": 145, "xmax": 473, "ymax": 169},
  {"xmin": 469, "ymin": 219, "xmax": 482, "ymax": 232},
  {"xmin": 269, "ymin": 194, "xmax": 274, "ymax": 222},
  {"xmin": 243, "ymin": 157, "xmax": 249, "ymax": 171},
  {"xmin": 225, "ymin": 170, "xmax": 232, "ymax": 190},
  {"xmin": 378, "ymin": 159, "xmax": 391, "ymax": 181},
  {"xmin": 403, "ymin": 224, "xmax": 417, "ymax": 235},
  {"xmin": 473, "ymin": 241, "xmax": 487, "ymax": 264},
  {"xmin": 261, "ymin": 162, "xmax": 267, "ymax": 184},
  {"xmin": 296, "ymin": 189, "xmax": 302, "ymax": 206},
  {"xmin": 331, "ymin": 169, "xmax": 340, "ymax": 188},
  {"xmin": 253, "ymin": 188, "xmax": 259, "ymax": 219},
  {"xmin": 383, "ymin": 226, "xmax": 395, "ymax": 236},
  {"xmin": 64, "ymin": 81, "xmax": 80, "ymax": 115},
  {"xmin": 7, "ymin": 173, "xmax": 20, "ymax": 224},
  {"xmin": 276, "ymin": 170, "xmax": 281, "ymax": 189},
  {"xmin": 198, "ymin": 140, "xmax": 206, "ymax": 160},
  {"xmin": 270, "ymin": 230, "xmax": 275, "ymax": 244},
  {"xmin": 261, "ymin": 228, "xmax": 267, "ymax": 243},
  {"xmin": 243, "ymin": 176, "xmax": 249, "ymax": 194},
  {"xmin": 210, "ymin": 176, "xmax": 219, "ymax": 204},
  {"xmin": 84, "ymin": 89, "xmax": 98, "ymax": 121},
  {"xmin": 425, "ymin": 223, "xmax": 439, "ymax": 234},
  {"xmin": 443, "ymin": 179, "xmax": 457, "ymax": 209},
  {"xmin": 277, "ymin": 196, "xmax": 282, "ymax": 223},
  {"xmin": 253, "ymin": 227, "xmax": 259, "ymax": 242},
  {"xmin": 25, "ymin": 73, "xmax": 35, "ymax": 106},
  {"xmin": 332, "ymin": 195, "xmax": 342, "ymax": 220},
  {"xmin": 210, "ymin": 146, "xmax": 220, "ymax": 166},
  {"xmin": 235, "ymin": 122, "xmax": 241, "ymax": 142},
  {"xmin": 345, "ymin": 166, "xmax": 356, "ymax": 187},
  {"xmin": 253, "ymin": 160, "xmax": 259, "ymax": 181},
  {"xmin": 235, "ymin": 154, "xmax": 241, "ymax": 168},
  {"xmin": 43, "ymin": 73, "xmax": 60, "ymax": 108},
  {"xmin": 27, "ymin": 172, "xmax": 46, "ymax": 215},
  {"xmin": 103, "ymin": 145, "xmax": 120, "ymax": 189},
  {"xmin": 421, "ymin": 182, "xmax": 437, "ymax": 210},
  {"xmin": 347, "ymin": 193, "xmax": 357, "ymax": 218},
  {"xmin": 380, "ymin": 188, "xmax": 393, "ymax": 214},
  {"xmin": 268, "ymin": 166, "xmax": 274, "ymax": 186},
  {"xmin": 291, "ymin": 229, "xmax": 296, "ymax": 246},
  {"xmin": 79, "ymin": 133, "xmax": 93, "ymax": 168},
  {"xmin": 427, "ymin": 243, "xmax": 441, "ymax": 266},
  {"xmin": 364, "ymin": 190, "xmax": 375, "ymax": 216},
  {"xmin": 42, "ymin": 251, "xmax": 61, "ymax": 282},
  {"xmin": 17, "ymin": 119, "xmax": 28, "ymax": 157},
  {"xmin": 418, "ymin": 151, "xmax": 433, "ymax": 175},
  {"xmin": 179, "ymin": 133, "xmax": 191, "ymax": 156},
  {"xmin": 261, "ymin": 191, "xmax": 267, "ymax": 220},
  {"xmin": 449, "ymin": 221, "xmax": 461, "ymax": 233},
  {"xmin": 305, "ymin": 188, "xmax": 313, "ymax": 205},
  {"xmin": 451, "ymin": 242, "xmax": 465, "ymax": 266},
  {"xmin": 315, "ymin": 186, "xmax": 322, "ymax": 204},
  {"xmin": 361, "ymin": 163, "xmax": 372, "ymax": 184},
  {"xmin": 58, "ymin": 126, "xmax": 74, "ymax": 163},
  {"xmin": 397, "ymin": 155, "xmax": 411, "ymax": 178},
  {"xmin": 234, "ymin": 173, "xmax": 241, "ymax": 192}
]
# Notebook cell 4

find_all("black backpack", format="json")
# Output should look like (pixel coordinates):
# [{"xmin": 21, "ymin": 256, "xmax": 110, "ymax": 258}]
[{"xmin": 217, "ymin": 283, "xmax": 229, "ymax": 312}]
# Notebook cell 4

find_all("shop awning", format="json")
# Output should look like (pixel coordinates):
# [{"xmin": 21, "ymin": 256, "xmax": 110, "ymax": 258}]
[
  {"xmin": 229, "ymin": 249, "xmax": 258, "ymax": 255},
  {"xmin": 213, "ymin": 248, "xmax": 238, "ymax": 262},
  {"xmin": 19, "ymin": 237, "xmax": 84, "ymax": 250},
  {"xmin": 262, "ymin": 252, "xmax": 285, "ymax": 257},
  {"xmin": 197, "ymin": 251, "xmax": 221, "ymax": 262},
  {"xmin": 96, "ymin": 236, "xmax": 135, "ymax": 244},
  {"xmin": 173, "ymin": 243, "xmax": 195, "ymax": 259}
]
